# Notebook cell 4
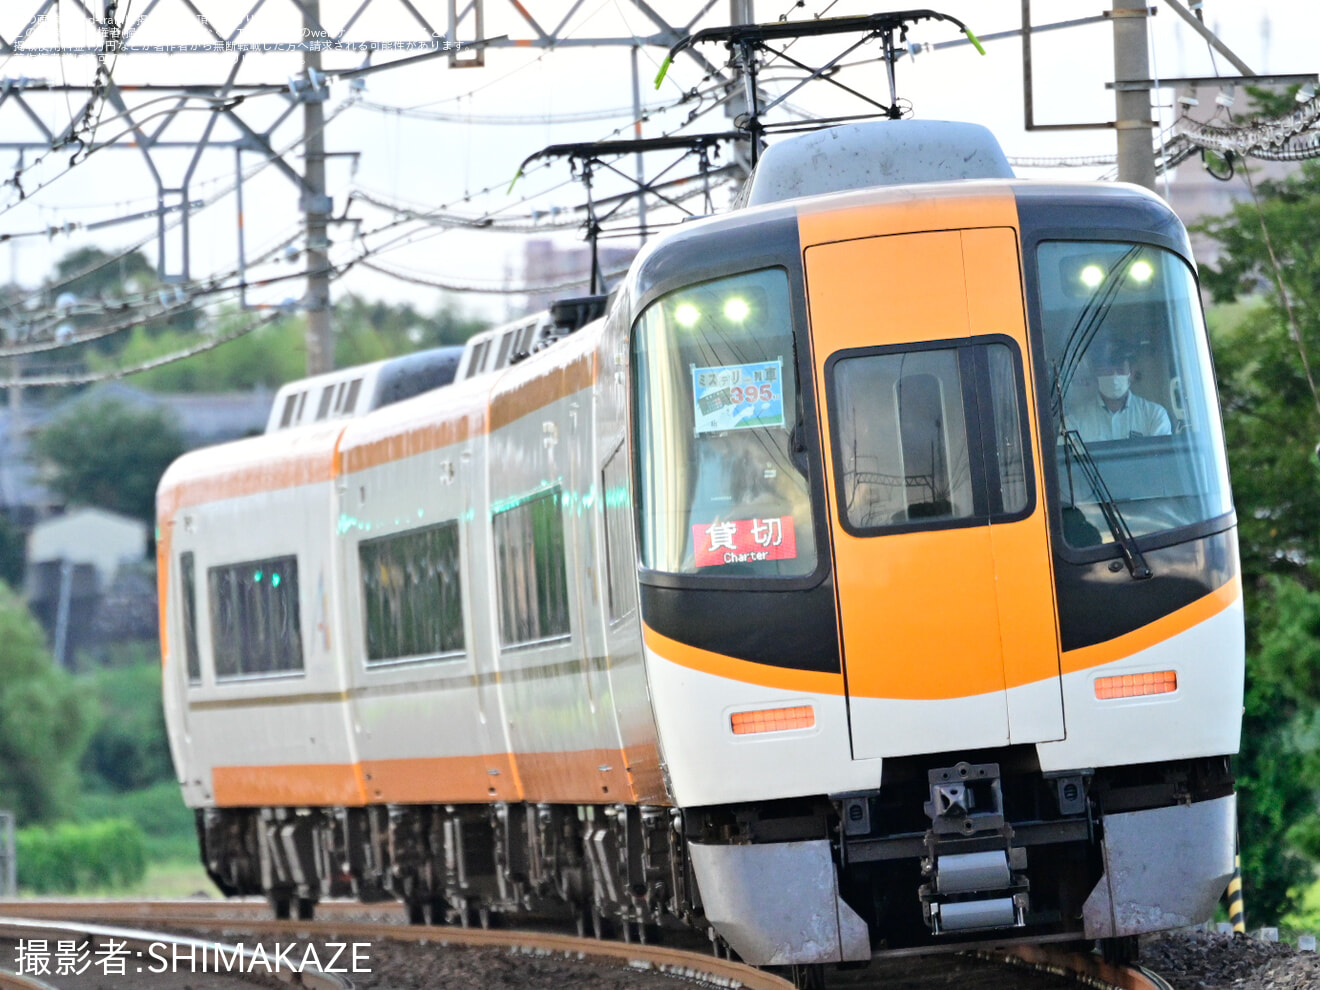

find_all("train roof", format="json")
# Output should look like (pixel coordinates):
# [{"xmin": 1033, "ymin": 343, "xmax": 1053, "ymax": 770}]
[{"xmin": 266, "ymin": 345, "xmax": 464, "ymax": 433}]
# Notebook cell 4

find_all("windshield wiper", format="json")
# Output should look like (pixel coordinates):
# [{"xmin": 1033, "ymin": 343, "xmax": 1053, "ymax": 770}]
[
  {"xmin": 1050, "ymin": 246, "xmax": 1143, "ymax": 419},
  {"xmin": 1061, "ymin": 429, "xmax": 1152, "ymax": 580}
]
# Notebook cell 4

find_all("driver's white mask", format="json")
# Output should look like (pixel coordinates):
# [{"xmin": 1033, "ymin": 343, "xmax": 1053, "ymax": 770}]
[{"xmin": 1097, "ymin": 374, "xmax": 1130, "ymax": 401}]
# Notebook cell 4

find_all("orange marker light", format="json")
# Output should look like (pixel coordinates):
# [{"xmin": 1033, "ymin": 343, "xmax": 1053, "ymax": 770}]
[
  {"xmin": 731, "ymin": 705, "xmax": 816, "ymax": 735},
  {"xmin": 1094, "ymin": 670, "xmax": 1177, "ymax": 700}
]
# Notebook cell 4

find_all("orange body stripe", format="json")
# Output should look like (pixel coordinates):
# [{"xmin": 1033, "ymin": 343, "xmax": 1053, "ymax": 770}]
[
  {"xmin": 158, "ymin": 442, "xmax": 338, "ymax": 520},
  {"xmin": 159, "ymin": 351, "xmax": 598, "ymax": 519},
  {"xmin": 1061, "ymin": 576, "xmax": 1240, "ymax": 675},
  {"xmin": 489, "ymin": 352, "xmax": 596, "ymax": 432},
  {"xmin": 212, "ymin": 746, "xmax": 666, "ymax": 808},
  {"xmin": 156, "ymin": 522, "xmax": 172, "ymax": 667},
  {"xmin": 340, "ymin": 416, "xmax": 474, "ymax": 475},
  {"xmin": 212, "ymin": 762, "xmax": 368, "ymax": 807}
]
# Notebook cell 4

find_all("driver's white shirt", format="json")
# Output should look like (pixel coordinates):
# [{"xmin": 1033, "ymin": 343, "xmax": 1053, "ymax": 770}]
[{"xmin": 1067, "ymin": 390, "xmax": 1172, "ymax": 442}]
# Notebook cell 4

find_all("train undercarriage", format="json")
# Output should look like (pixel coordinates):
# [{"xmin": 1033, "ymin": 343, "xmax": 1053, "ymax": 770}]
[{"xmin": 197, "ymin": 751, "xmax": 1236, "ymax": 963}]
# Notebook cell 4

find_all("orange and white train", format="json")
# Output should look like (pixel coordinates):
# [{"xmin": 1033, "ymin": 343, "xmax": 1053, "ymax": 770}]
[{"xmin": 157, "ymin": 120, "xmax": 1243, "ymax": 972}]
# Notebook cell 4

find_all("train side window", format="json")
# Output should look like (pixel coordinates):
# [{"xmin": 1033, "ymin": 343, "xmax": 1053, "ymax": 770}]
[
  {"xmin": 602, "ymin": 442, "xmax": 637, "ymax": 622},
  {"xmin": 343, "ymin": 377, "xmax": 364, "ymax": 414},
  {"xmin": 315, "ymin": 386, "xmax": 335, "ymax": 421},
  {"xmin": 179, "ymin": 551, "xmax": 201, "ymax": 684},
  {"xmin": 493, "ymin": 488, "xmax": 570, "ymax": 646},
  {"xmin": 278, "ymin": 393, "xmax": 299, "ymax": 429},
  {"xmin": 467, "ymin": 340, "xmax": 490, "ymax": 378},
  {"xmin": 295, "ymin": 390, "xmax": 308, "ymax": 423},
  {"xmin": 359, "ymin": 521, "xmax": 464, "ymax": 664},
  {"xmin": 828, "ymin": 339, "xmax": 1032, "ymax": 533},
  {"xmin": 208, "ymin": 555, "xmax": 303, "ymax": 679},
  {"xmin": 495, "ymin": 331, "xmax": 514, "ymax": 368}
]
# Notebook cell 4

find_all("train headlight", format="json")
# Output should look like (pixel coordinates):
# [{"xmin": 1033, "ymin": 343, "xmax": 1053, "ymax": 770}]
[
  {"xmin": 674, "ymin": 302, "xmax": 701, "ymax": 327},
  {"xmin": 723, "ymin": 297, "xmax": 751, "ymax": 322},
  {"xmin": 1079, "ymin": 264, "xmax": 1105, "ymax": 289},
  {"xmin": 1128, "ymin": 259, "xmax": 1154, "ymax": 283}
]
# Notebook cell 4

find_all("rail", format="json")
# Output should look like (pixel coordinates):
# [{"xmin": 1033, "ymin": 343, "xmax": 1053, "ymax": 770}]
[{"xmin": 0, "ymin": 901, "xmax": 1177, "ymax": 990}]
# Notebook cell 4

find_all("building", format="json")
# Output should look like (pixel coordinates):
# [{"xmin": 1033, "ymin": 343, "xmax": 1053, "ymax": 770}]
[{"xmin": 521, "ymin": 238, "xmax": 638, "ymax": 316}]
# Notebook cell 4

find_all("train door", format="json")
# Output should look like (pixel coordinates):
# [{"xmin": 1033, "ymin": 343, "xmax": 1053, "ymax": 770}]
[{"xmin": 804, "ymin": 227, "xmax": 1063, "ymax": 759}]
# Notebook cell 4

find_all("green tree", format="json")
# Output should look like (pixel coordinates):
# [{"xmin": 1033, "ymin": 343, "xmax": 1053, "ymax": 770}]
[
  {"xmin": 0, "ymin": 513, "xmax": 24, "ymax": 587},
  {"xmin": 30, "ymin": 399, "xmax": 185, "ymax": 524},
  {"xmin": 0, "ymin": 582, "xmax": 90, "ymax": 823},
  {"xmin": 79, "ymin": 663, "xmax": 174, "ymax": 793},
  {"xmin": 1198, "ymin": 159, "xmax": 1320, "ymax": 921}
]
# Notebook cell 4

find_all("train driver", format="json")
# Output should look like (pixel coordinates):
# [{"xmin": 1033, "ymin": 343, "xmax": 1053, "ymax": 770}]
[{"xmin": 1068, "ymin": 342, "xmax": 1171, "ymax": 443}]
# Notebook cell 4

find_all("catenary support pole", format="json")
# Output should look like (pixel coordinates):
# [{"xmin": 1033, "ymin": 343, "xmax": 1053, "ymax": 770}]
[
  {"xmin": 1112, "ymin": 0, "xmax": 1156, "ymax": 191},
  {"xmin": 631, "ymin": 45, "xmax": 649, "ymax": 242},
  {"xmin": 302, "ymin": 0, "xmax": 333, "ymax": 375}
]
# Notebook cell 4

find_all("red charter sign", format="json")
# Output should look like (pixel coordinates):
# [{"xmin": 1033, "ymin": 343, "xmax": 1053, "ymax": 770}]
[{"xmin": 693, "ymin": 515, "xmax": 797, "ymax": 568}]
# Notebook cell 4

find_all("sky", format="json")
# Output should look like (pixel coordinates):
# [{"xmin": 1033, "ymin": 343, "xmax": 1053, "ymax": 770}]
[{"xmin": 0, "ymin": 1, "xmax": 1311, "ymax": 326}]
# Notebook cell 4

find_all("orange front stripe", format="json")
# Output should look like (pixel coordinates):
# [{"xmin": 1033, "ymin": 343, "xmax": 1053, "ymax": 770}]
[
  {"xmin": 1061, "ymin": 576, "xmax": 1240, "ymax": 676},
  {"xmin": 642, "ymin": 624, "xmax": 845, "ymax": 697}
]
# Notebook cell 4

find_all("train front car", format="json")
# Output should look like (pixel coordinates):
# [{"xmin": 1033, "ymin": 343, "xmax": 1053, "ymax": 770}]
[{"xmin": 626, "ymin": 150, "xmax": 1243, "ymax": 958}]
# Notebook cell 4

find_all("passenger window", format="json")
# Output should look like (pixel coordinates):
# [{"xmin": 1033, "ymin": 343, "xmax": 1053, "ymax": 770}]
[
  {"xmin": 493, "ymin": 488, "xmax": 570, "ymax": 646},
  {"xmin": 315, "ymin": 386, "xmax": 334, "ymax": 421},
  {"xmin": 602, "ymin": 443, "xmax": 637, "ymax": 622},
  {"xmin": 344, "ymin": 378, "xmax": 363, "ymax": 414},
  {"xmin": 279, "ymin": 394, "xmax": 298, "ymax": 429},
  {"xmin": 359, "ymin": 522, "xmax": 464, "ymax": 664},
  {"xmin": 179, "ymin": 551, "xmax": 201, "ymax": 684},
  {"xmin": 467, "ymin": 340, "xmax": 490, "ymax": 378},
  {"xmin": 829, "ymin": 340, "xmax": 1031, "ymax": 533},
  {"xmin": 208, "ymin": 556, "xmax": 303, "ymax": 678}
]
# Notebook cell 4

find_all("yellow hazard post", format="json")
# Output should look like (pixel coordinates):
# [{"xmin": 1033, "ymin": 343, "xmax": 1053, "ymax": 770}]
[{"xmin": 1226, "ymin": 852, "xmax": 1246, "ymax": 933}]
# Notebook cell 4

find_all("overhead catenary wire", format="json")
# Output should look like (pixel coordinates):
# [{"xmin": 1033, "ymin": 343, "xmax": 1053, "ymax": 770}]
[{"xmin": 16, "ymin": 309, "xmax": 284, "ymax": 386}]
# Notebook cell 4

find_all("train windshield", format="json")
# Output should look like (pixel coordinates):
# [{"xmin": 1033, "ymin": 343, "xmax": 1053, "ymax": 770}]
[
  {"xmin": 1037, "ymin": 241, "xmax": 1232, "ymax": 548},
  {"xmin": 633, "ymin": 268, "xmax": 817, "ymax": 577}
]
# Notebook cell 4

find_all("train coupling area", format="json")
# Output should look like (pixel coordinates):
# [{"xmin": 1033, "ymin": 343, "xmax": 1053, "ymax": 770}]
[{"xmin": 917, "ymin": 762, "xmax": 1029, "ymax": 934}]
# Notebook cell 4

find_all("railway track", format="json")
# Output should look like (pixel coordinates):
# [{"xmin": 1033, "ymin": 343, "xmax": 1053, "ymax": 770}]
[{"xmin": 0, "ymin": 901, "xmax": 1174, "ymax": 990}]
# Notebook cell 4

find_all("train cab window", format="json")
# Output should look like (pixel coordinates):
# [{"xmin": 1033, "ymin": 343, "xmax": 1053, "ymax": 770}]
[
  {"xmin": 208, "ymin": 556, "xmax": 303, "ymax": 679},
  {"xmin": 359, "ymin": 521, "xmax": 464, "ymax": 664},
  {"xmin": 1037, "ymin": 242, "xmax": 1232, "ymax": 548},
  {"xmin": 493, "ymin": 488, "xmax": 571, "ymax": 646},
  {"xmin": 828, "ymin": 340, "xmax": 1031, "ymax": 532},
  {"xmin": 602, "ymin": 442, "xmax": 637, "ymax": 621},
  {"xmin": 179, "ymin": 551, "xmax": 201, "ymax": 684},
  {"xmin": 633, "ymin": 268, "xmax": 817, "ymax": 577}
]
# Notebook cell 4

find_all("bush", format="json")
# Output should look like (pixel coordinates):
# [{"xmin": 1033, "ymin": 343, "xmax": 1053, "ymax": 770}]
[
  {"xmin": 75, "ymin": 781, "xmax": 197, "ymax": 862},
  {"xmin": 16, "ymin": 819, "xmax": 147, "ymax": 893}
]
